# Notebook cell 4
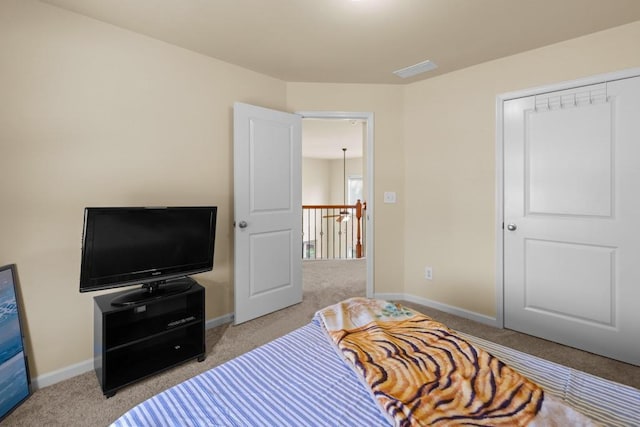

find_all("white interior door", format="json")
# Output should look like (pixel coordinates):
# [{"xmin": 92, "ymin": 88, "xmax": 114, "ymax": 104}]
[
  {"xmin": 503, "ymin": 77, "xmax": 640, "ymax": 366},
  {"xmin": 234, "ymin": 102, "xmax": 302, "ymax": 325}
]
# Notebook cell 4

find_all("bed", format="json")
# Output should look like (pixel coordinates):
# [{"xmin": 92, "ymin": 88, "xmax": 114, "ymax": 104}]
[{"xmin": 112, "ymin": 298, "xmax": 640, "ymax": 427}]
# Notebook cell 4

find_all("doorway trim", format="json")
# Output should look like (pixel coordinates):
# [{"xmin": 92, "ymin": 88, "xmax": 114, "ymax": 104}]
[
  {"xmin": 296, "ymin": 110, "xmax": 374, "ymax": 298},
  {"xmin": 494, "ymin": 67, "xmax": 640, "ymax": 329}
]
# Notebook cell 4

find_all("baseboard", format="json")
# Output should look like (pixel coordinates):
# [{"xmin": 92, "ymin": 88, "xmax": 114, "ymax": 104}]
[
  {"xmin": 32, "ymin": 312, "xmax": 235, "ymax": 390},
  {"xmin": 205, "ymin": 312, "xmax": 234, "ymax": 329},
  {"xmin": 374, "ymin": 292, "xmax": 500, "ymax": 328},
  {"xmin": 32, "ymin": 358, "xmax": 94, "ymax": 390}
]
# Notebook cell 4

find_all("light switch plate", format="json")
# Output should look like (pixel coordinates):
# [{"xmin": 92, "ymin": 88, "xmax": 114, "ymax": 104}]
[{"xmin": 383, "ymin": 192, "xmax": 397, "ymax": 203}]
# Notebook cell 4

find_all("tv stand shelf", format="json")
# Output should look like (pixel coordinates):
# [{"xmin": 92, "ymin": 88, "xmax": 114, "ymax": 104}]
[{"xmin": 93, "ymin": 282, "xmax": 205, "ymax": 397}]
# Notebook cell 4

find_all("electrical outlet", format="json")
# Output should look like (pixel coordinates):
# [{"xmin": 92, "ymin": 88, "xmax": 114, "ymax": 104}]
[{"xmin": 425, "ymin": 266, "xmax": 433, "ymax": 280}]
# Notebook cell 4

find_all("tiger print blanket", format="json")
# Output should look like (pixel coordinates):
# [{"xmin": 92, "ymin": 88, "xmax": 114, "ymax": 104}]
[{"xmin": 316, "ymin": 298, "xmax": 598, "ymax": 427}]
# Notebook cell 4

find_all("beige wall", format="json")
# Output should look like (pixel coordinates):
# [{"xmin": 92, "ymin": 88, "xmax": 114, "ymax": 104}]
[
  {"xmin": 0, "ymin": 0, "xmax": 286, "ymax": 377},
  {"xmin": 302, "ymin": 157, "xmax": 362, "ymax": 205},
  {"xmin": 403, "ymin": 20, "xmax": 640, "ymax": 317},
  {"xmin": 3, "ymin": 0, "xmax": 640, "ymax": 383},
  {"xmin": 301, "ymin": 158, "xmax": 330, "ymax": 205},
  {"xmin": 287, "ymin": 84, "xmax": 405, "ymax": 294}
]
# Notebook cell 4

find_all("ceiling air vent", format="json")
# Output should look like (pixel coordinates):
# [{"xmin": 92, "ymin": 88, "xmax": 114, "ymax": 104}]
[{"xmin": 393, "ymin": 60, "xmax": 438, "ymax": 79}]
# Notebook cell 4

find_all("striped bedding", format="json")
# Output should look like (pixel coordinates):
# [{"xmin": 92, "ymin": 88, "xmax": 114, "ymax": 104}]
[
  {"xmin": 112, "ymin": 321, "xmax": 389, "ymax": 426},
  {"xmin": 111, "ymin": 316, "xmax": 640, "ymax": 426}
]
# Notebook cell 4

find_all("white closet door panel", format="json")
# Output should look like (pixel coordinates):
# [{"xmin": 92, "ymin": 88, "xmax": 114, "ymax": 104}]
[
  {"xmin": 504, "ymin": 77, "xmax": 640, "ymax": 366},
  {"xmin": 527, "ymin": 102, "xmax": 612, "ymax": 217}
]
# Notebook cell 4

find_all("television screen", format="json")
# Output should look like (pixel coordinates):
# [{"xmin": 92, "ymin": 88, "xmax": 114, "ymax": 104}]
[
  {"xmin": 80, "ymin": 206, "xmax": 216, "ymax": 298},
  {"xmin": 0, "ymin": 264, "xmax": 30, "ymax": 422}
]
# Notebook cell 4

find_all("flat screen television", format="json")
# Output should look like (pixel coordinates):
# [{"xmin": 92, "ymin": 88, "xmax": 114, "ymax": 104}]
[{"xmin": 80, "ymin": 206, "xmax": 216, "ymax": 306}]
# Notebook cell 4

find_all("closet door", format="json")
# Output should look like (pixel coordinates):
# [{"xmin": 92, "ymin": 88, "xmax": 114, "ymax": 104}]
[{"xmin": 503, "ymin": 76, "xmax": 640, "ymax": 366}]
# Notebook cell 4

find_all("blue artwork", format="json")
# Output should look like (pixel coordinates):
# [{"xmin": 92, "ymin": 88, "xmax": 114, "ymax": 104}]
[{"xmin": 0, "ymin": 265, "xmax": 30, "ymax": 421}]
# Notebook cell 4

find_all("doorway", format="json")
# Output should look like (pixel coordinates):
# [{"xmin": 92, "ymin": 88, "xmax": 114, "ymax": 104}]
[{"xmin": 298, "ymin": 111, "xmax": 374, "ymax": 298}]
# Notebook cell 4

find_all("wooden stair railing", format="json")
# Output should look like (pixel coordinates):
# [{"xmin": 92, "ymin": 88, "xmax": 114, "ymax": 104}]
[{"xmin": 302, "ymin": 200, "xmax": 366, "ymax": 259}]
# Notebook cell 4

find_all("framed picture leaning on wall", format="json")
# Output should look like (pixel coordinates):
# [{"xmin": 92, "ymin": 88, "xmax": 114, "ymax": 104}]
[{"xmin": 0, "ymin": 264, "xmax": 31, "ymax": 421}]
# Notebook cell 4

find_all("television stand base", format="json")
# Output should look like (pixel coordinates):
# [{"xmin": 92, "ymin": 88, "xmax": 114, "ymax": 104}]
[
  {"xmin": 110, "ymin": 277, "xmax": 195, "ymax": 307},
  {"xmin": 94, "ymin": 282, "xmax": 205, "ymax": 397}
]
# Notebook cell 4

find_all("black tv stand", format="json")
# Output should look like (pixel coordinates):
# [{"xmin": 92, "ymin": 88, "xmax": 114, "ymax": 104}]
[
  {"xmin": 110, "ymin": 277, "xmax": 195, "ymax": 307},
  {"xmin": 94, "ymin": 282, "xmax": 205, "ymax": 397}
]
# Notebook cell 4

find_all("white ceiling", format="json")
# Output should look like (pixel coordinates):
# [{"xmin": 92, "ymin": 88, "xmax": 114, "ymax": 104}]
[
  {"xmin": 40, "ymin": 0, "xmax": 640, "ymax": 85},
  {"xmin": 302, "ymin": 119, "xmax": 364, "ymax": 159}
]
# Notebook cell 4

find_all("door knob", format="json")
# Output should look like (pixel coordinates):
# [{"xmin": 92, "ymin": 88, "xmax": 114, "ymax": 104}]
[
  {"xmin": 507, "ymin": 223, "xmax": 517, "ymax": 231},
  {"xmin": 238, "ymin": 221, "xmax": 248, "ymax": 229}
]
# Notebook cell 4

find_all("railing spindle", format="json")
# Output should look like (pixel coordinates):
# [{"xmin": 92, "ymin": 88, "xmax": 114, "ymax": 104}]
[{"xmin": 302, "ymin": 202, "xmax": 366, "ymax": 260}]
